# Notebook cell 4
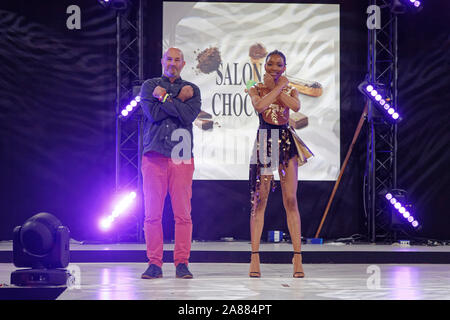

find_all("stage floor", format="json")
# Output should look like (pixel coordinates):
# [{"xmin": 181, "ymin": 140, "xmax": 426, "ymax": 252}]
[
  {"xmin": 1, "ymin": 262, "xmax": 449, "ymax": 300},
  {"xmin": 1, "ymin": 241, "xmax": 449, "ymax": 300}
]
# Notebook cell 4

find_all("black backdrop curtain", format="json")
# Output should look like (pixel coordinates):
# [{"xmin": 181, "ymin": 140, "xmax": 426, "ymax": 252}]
[{"xmin": 0, "ymin": 0, "xmax": 448, "ymax": 242}]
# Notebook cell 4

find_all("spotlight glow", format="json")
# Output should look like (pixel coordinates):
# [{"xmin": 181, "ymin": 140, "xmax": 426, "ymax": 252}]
[
  {"xmin": 358, "ymin": 81, "xmax": 401, "ymax": 122},
  {"xmin": 384, "ymin": 191, "xmax": 419, "ymax": 228},
  {"xmin": 99, "ymin": 191, "xmax": 137, "ymax": 231},
  {"xmin": 120, "ymin": 96, "xmax": 141, "ymax": 119}
]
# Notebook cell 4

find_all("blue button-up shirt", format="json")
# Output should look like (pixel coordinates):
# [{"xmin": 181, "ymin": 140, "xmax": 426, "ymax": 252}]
[{"xmin": 140, "ymin": 75, "xmax": 201, "ymax": 159}]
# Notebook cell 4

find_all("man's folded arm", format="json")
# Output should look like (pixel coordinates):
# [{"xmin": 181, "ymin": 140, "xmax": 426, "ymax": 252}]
[
  {"xmin": 160, "ymin": 85, "xmax": 201, "ymax": 125},
  {"xmin": 139, "ymin": 80, "xmax": 170, "ymax": 123}
]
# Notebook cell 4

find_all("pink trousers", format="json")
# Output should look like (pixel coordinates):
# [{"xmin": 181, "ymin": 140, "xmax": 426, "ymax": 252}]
[{"xmin": 141, "ymin": 151, "xmax": 194, "ymax": 267}]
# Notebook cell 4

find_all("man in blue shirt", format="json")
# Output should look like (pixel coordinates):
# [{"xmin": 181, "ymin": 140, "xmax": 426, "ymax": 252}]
[{"xmin": 140, "ymin": 47, "xmax": 201, "ymax": 279}]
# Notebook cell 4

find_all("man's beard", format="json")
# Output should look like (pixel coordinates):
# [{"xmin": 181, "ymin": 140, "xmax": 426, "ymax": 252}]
[{"xmin": 165, "ymin": 67, "xmax": 178, "ymax": 77}]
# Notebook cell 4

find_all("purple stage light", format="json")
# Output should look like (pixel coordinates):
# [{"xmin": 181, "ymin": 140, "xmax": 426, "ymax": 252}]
[
  {"xmin": 403, "ymin": 0, "xmax": 422, "ymax": 10},
  {"xmin": 100, "ymin": 216, "xmax": 113, "ymax": 231},
  {"xmin": 358, "ymin": 81, "xmax": 402, "ymax": 122},
  {"xmin": 384, "ymin": 191, "xmax": 419, "ymax": 229},
  {"xmin": 120, "ymin": 96, "xmax": 141, "ymax": 119},
  {"xmin": 99, "ymin": 191, "xmax": 137, "ymax": 231}
]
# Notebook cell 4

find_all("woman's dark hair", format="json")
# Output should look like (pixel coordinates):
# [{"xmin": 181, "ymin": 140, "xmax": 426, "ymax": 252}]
[{"xmin": 265, "ymin": 50, "xmax": 287, "ymax": 65}]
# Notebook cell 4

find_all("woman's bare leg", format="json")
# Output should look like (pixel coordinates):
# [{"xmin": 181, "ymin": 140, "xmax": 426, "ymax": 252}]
[
  {"xmin": 279, "ymin": 157, "xmax": 304, "ymax": 277},
  {"xmin": 249, "ymin": 175, "xmax": 272, "ymax": 276}
]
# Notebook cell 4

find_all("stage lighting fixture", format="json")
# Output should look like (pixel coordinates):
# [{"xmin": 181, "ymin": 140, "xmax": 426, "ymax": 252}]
[
  {"xmin": 384, "ymin": 192, "xmax": 419, "ymax": 228},
  {"xmin": 99, "ymin": 191, "xmax": 137, "ymax": 231},
  {"xmin": 391, "ymin": 0, "xmax": 407, "ymax": 14},
  {"xmin": 11, "ymin": 213, "xmax": 70, "ymax": 286},
  {"xmin": 358, "ymin": 81, "xmax": 402, "ymax": 122},
  {"xmin": 391, "ymin": 0, "xmax": 423, "ymax": 13},
  {"xmin": 98, "ymin": 0, "xmax": 128, "ymax": 10},
  {"xmin": 405, "ymin": 0, "xmax": 422, "ymax": 10},
  {"xmin": 120, "ymin": 95, "xmax": 141, "ymax": 119}
]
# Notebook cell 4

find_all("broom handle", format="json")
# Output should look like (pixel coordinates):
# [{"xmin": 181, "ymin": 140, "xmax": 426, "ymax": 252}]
[{"xmin": 314, "ymin": 103, "xmax": 368, "ymax": 238}]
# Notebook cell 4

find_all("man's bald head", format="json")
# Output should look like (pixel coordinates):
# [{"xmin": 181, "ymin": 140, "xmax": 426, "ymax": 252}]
[
  {"xmin": 163, "ymin": 47, "xmax": 184, "ymax": 61},
  {"xmin": 161, "ymin": 47, "xmax": 186, "ymax": 81}
]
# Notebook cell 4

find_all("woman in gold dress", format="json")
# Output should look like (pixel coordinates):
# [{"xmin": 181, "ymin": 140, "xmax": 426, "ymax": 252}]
[{"xmin": 248, "ymin": 50, "xmax": 313, "ymax": 278}]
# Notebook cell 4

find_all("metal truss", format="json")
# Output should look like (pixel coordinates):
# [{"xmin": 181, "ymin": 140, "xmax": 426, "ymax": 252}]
[
  {"xmin": 114, "ymin": 0, "xmax": 145, "ymax": 242},
  {"xmin": 365, "ymin": 0, "xmax": 399, "ymax": 242}
]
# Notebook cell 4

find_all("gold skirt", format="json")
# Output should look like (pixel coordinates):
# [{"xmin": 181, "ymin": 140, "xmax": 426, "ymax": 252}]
[{"xmin": 249, "ymin": 125, "xmax": 313, "ymax": 214}]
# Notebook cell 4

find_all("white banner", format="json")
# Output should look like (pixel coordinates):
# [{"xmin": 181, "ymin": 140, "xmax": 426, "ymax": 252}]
[{"xmin": 163, "ymin": 2, "xmax": 340, "ymax": 181}]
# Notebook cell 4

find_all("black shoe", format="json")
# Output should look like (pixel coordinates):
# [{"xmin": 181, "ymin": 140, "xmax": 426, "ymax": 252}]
[
  {"xmin": 176, "ymin": 263, "xmax": 193, "ymax": 279},
  {"xmin": 141, "ymin": 264, "xmax": 162, "ymax": 279}
]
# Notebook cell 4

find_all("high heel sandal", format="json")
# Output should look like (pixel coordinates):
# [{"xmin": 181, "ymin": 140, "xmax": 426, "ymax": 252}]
[
  {"xmin": 249, "ymin": 252, "xmax": 261, "ymax": 278},
  {"xmin": 293, "ymin": 252, "xmax": 305, "ymax": 278}
]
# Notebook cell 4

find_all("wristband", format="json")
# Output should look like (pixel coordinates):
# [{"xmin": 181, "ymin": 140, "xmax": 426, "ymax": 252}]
[
  {"xmin": 162, "ymin": 93, "xmax": 169, "ymax": 103},
  {"xmin": 157, "ymin": 93, "xmax": 167, "ymax": 102}
]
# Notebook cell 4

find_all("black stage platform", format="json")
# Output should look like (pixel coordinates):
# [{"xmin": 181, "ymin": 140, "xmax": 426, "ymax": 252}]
[{"xmin": 1, "ymin": 240, "xmax": 449, "ymax": 264}]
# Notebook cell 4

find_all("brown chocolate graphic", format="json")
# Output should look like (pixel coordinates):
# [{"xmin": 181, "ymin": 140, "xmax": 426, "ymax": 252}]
[
  {"xmin": 195, "ymin": 47, "xmax": 222, "ymax": 74},
  {"xmin": 249, "ymin": 43, "xmax": 267, "ymax": 82},
  {"xmin": 287, "ymin": 75, "xmax": 323, "ymax": 97},
  {"xmin": 289, "ymin": 112, "xmax": 309, "ymax": 129},
  {"xmin": 195, "ymin": 110, "xmax": 214, "ymax": 130},
  {"xmin": 249, "ymin": 43, "xmax": 267, "ymax": 59},
  {"xmin": 194, "ymin": 118, "xmax": 214, "ymax": 130}
]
